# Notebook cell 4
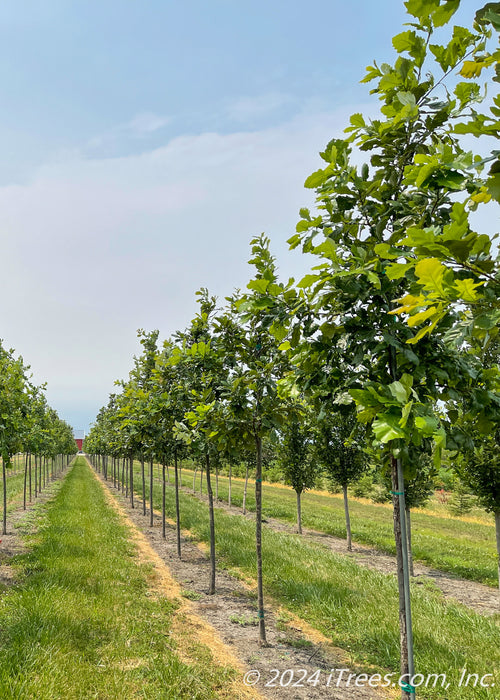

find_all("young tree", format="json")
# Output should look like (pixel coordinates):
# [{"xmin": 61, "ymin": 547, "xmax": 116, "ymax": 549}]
[
  {"xmin": 288, "ymin": 3, "xmax": 496, "ymax": 694},
  {"xmin": 314, "ymin": 406, "xmax": 367, "ymax": 550},
  {"xmin": 278, "ymin": 409, "xmax": 316, "ymax": 534},
  {"xmin": 456, "ymin": 431, "xmax": 500, "ymax": 587},
  {"xmin": 228, "ymin": 235, "xmax": 292, "ymax": 645}
]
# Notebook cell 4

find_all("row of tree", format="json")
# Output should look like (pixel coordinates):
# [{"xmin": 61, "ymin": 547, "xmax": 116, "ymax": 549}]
[
  {"xmin": 86, "ymin": 3, "xmax": 500, "ymax": 698},
  {"xmin": 0, "ymin": 340, "xmax": 77, "ymax": 534}
]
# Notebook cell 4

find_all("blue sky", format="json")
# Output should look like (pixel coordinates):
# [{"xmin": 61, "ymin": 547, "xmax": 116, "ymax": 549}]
[
  {"xmin": 0, "ymin": 1, "xmax": 492, "ymax": 432},
  {"xmin": 0, "ymin": 0, "xmax": 414, "ymax": 180}
]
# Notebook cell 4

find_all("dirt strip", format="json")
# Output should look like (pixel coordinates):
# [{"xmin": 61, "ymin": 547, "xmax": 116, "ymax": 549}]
[{"xmin": 91, "ymin": 465, "xmax": 391, "ymax": 700}]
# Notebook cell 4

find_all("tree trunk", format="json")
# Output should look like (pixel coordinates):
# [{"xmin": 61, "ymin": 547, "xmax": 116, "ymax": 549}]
[
  {"xmin": 343, "ymin": 484, "xmax": 352, "ymax": 551},
  {"xmin": 141, "ymin": 456, "xmax": 146, "ymax": 515},
  {"xmin": 125, "ymin": 456, "xmax": 128, "ymax": 498},
  {"xmin": 205, "ymin": 451, "xmax": 216, "ymax": 595},
  {"xmin": 296, "ymin": 490, "xmax": 303, "ymax": 534},
  {"xmin": 23, "ymin": 453, "xmax": 28, "ymax": 510},
  {"xmin": 243, "ymin": 464, "xmax": 249, "ymax": 515},
  {"xmin": 174, "ymin": 452, "xmax": 181, "ymax": 558},
  {"xmin": 166, "ymin": 463, "xmax": 170, "ymax": 485},
  {"xmin": 34, "ymin": 454, "xmax": 38, "ymax": 498},
  {"xmin": 28, "ymin": 453, "xmax": 32, "ymax": 502},
  {"xmin": 215, "ymin": 461, "xmax": 219, "ymax": 501},
  {"xmin": 199, "ymin": 466, "xmax": 203, "ymax": 496},
  {"xmin": 149, "ymin": 458, "xmax": 154, "ymax": 527},
  {"xmin": 391, "ymin": 456, "xmax": 413, "ymax": 700},
  {"xmin": 495, "ymin": 511, "xmax": 500, "ymax": 591},
  {"xmin": 2, "ymin": 458, "xmax": 7, "ymax": 535},
  {"xmin": 406, "ymin": 505, "xmax": 414, "ymax": 577},
  {"xmin": 192, "ymin": 466, "xmax": 197, "ymax": 493},
  {"xmin": 228, "ymin": 463, "xmax": 232, "ymax": 508},
  {"xmin": 254, "ymin": 432, "xmax": 267, "ymax": 645},
  {"xmin": 130, "ymin": 456, "xmax": 134, "ymax": 508},
  {"xmin": 162, "ymin": 463, "xmax": 166, "ymax": 539}
]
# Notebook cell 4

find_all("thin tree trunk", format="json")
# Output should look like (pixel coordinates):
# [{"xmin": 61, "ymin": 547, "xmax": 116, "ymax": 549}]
[
  {"xmin": 296, "ymin": 490, "xmax": 302, "ymax": 534},
  {"xmin": 205, "ymin": 451, "xmax": 216, "ymax": 595},
  {"xmin": 391, "ymin": 456, "xmax": 411, "ymax": 700},
  {"xmin": 166, "ymin": 463, "xmax": 170, "ymax": 485},
  {"xmin": 29, "ymin": 453, "xmax": 32, "ymax": 502},
  {"xmin": 130, "ymin": 456, "xmax": 134, "ymax": 508},
  {"xmin": 192, "ymin": 466, "xmax": 197, "ymax": 493},
  {"xmin": 255, "ymin": 431, "xmax": 267, "ymax": 645},
  {"xmin": 199, "ymin": 466, "xmax": 203, "ymax": 496},
  {"xmin": 343, "ymin": 484, "xmax": 352, "ymax": 551},
  {"xmin": 162, "ymin": 463, "xmax": 166, "ymax": 539},
  {"xmin": 34, "ymin": 454, "xmax": 38, "ymax": 498},
  {"xmin": 23, "ymin": 453, "xmax": 28, "ymax": 510},
  {"xmin": 125, "ymin": 456, "xmax": 129, "ymax": 498},
  {"xmin": 228, "ymin": 463, "xmax": 232, "ymax": 508},
  {"xmin": 406, "ymin": 505, "xmax": 414, "ymax": 577},
  {"xmin": 149, "ymin": 458, "xmax": 154, "ymax": 527},
  {"xmin": 215, "ymin": 461, "xmax": 219, "ymax": 501},
  {"xmin": 243, "ymin": 464, "xmax": 249, "ymax": 514},
  {"xmin": 388, "ymin": 343, "xmax": 415, "ymax": 700},
  {"xmin": 141, "ymin": 455, "xmax": 146, "ymax": 516},
  {"xmin": 2, "ymin": 459, "xmax": 7, "ymax": 535},
  {"xmin": 495, "ymin": 511, "xmax": 500, "ymax": 591},
  {"xmin": 174, "ymin": 451, "xmax": 181, "ymax": 558}
]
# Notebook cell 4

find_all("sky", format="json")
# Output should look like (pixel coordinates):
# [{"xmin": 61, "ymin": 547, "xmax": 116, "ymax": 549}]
[{"xmin": 0, "ymin": 0, "xmax": 494, "ymax": 433}]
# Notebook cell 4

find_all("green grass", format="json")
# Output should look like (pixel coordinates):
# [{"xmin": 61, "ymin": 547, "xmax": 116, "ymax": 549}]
[
  {"xmin": 0, "ymin": 458, "xmax": 234, "ymax": 699},
  {"xmin": 118, "ymin": 464, "xmax": 500, "ymax": 700},
  {"xmin": 135, "ymin": 462, "xmax": 497, "ymax": 587}
]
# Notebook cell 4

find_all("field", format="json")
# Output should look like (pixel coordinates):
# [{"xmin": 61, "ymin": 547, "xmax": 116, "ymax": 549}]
[
  {"xmin": 98, "ymin": 457, "xmax": 500, "ymax": 699},
  {"xmin": 0, "ymin": 457, "xmax": 498, "ymax": 699},
  {"xmin": 132, "ymin": 461, "xmax": 499, "ymax": 588}
]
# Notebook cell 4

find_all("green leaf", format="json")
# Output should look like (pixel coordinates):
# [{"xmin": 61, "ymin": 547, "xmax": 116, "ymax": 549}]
[
  {"xmin": 297, "ymin": 274, "xmax": 321, "ymax": 289},
  {"xmin": 389, "ymin": 380, "xmax": 409, "ymax": 404},
  {"xmin": 433, "ymin": 0, "xmax": 460, "ymax": 27},
  {"xmin": 385, "ymin": 262, "xmax": 414, "ymax": 280},
  {"xmin": 304, "ymin": 169, "xmax": 328, "ymax": 189},
  {"xmin": 415, "ymin": 414, "xmax": 439, "ymax": 436},
  {"xmin": 374, "ymin": 243, "xmax": 399, "ymax": 259},
  {"xmin": 414, "ymin": 257, "xmax": 446, "ymax": 294},
  {"xmin": 372, "ymin": 414, "xmax": 406, "ymax": 443},
  {"xmin": 400, "ymin": 401, "xmax": 413, "ymax": 428},
  {"xmin": 454, "ymin": 278, "xmax": 482, "ymax": 302},
  {"xmin": 247, "ymin": 279, "xmax": 269, "ymax": 294},
  {"xmin": 269, "ymin": 322, "xmax": 288, "ymax": 342}
]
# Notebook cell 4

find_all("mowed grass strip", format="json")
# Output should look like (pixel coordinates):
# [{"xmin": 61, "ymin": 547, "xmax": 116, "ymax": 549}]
[
  {"xmin": 0, "ymin": 458, "xmax": 235, "ymax": 700},
  {"xmin": 146, "ymin": 463, "xmax": 496, "ymax": 587},
  {"xmin": 125, "ymin": 470, "xmax": 499, "ymax": 700}
]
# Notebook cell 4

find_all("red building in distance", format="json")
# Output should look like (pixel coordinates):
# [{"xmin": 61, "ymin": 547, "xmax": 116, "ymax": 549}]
[{"xmin": 73, "ymin": 430, "xmax": 85, "ymax": 453}]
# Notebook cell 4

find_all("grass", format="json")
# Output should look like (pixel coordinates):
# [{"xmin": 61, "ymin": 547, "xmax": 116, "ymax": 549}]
[
  {"xmin": 134, "ymin": 462, "xmax": 498, "ymax": 587},
  {"xmin": 0, "ymin": 457, "xmax": 235, "ymax": 699},
  {"xmin": 118, "ymin": 463, "xmax": 500, "ymax": 700}
]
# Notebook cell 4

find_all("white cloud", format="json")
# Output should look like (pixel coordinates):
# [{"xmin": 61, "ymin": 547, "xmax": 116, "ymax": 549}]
[
  {"xmin": 85, "ymin": 111, "xmax": 170, "ymax": 153},
  {"xmin": 126, "ymin": 112, "xmax": 171, "ymax": 135},
  {"xmin": 226, "ymin": 92, "xmax": 293, "ymax": 123}
]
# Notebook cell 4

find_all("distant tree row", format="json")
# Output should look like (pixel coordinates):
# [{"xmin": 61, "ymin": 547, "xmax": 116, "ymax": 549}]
[{"xmin": 0, "ymin": 339, "xmax": 77, "ymax": 534}]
